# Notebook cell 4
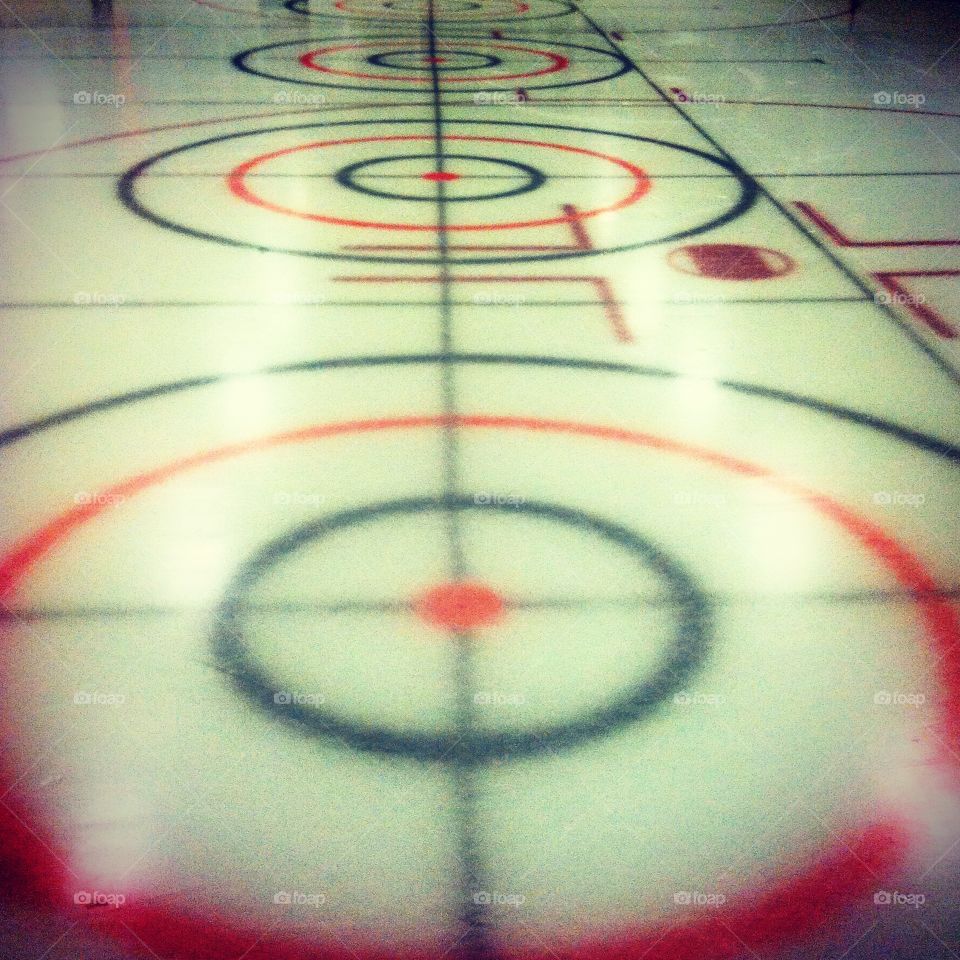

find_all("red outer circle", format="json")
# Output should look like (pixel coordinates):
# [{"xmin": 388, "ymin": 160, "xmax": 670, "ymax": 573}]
[
  {"xmin": 2, "ymin": 414, "xmax": 950, "ymax": 959},
  {"xmin": 226, "ymin": 136, "xmax": 651, "ymax": 231},
  {"xmin": 299, "ymin": 41, "xmax": 569, "ymax": 83}
]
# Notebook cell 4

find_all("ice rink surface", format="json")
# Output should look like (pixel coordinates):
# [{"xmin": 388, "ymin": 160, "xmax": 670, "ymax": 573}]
[{"xmin": 0, "ymin": 1, "xmax": 959, "ymax": 958}]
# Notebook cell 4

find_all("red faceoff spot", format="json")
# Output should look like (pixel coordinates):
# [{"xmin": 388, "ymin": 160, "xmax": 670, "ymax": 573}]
[
  {"xmin": 421, "ymin": 170, "xmax": 461, "ymax": 182},
  {"xmin": 413, "ymin": 581, "xmax": 507, "ymax": 632},
  {"xmin": 422, "ymin": 56, "xmax": 448, "ymax": 64}
]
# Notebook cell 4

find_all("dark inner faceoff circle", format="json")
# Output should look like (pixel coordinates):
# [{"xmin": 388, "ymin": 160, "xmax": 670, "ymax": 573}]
[
  {"xmin": 366, "ymin": 50, "xmax": 503, "ymax": 71},
  {"xmin": 334, "ymin": 152, "xmax": 547, "ymax": 202},
  {"xmin": 283, "ymin": 0, "xmax": 577, "ymax": 22},
  {"xmin": 210, "ymin": 494, "xmax": 714, "ymax": 765},
  {"xmin": 289, "ymin": 0, "xmax": 487, "ymax": 15}
]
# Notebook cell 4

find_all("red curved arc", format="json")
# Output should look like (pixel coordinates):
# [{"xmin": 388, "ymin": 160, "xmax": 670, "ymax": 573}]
[
  {"xmin": 6, "ymin": 101, "xmax": 959, "ymax": 167},
  {"xmin": 226, "ymin": 136, "xmax": 651, "ymax": 231},
  {"xmin": 298, "ymin": 41, "xmax": 569, "ymax": 83},
  {"xmin": 546, "ymin": 820, "xmax": 909, "ymax": 960},
  {"xmin": 98, "ymin": 819, "xmax": 908, "ymax": 960},
  {"xmin": 0, "ymin": 108, "xmax": 340, "ymax": 165},
  {"xmin": 2, "ymin": 414, "xmax": 953, "ymax": 959}
]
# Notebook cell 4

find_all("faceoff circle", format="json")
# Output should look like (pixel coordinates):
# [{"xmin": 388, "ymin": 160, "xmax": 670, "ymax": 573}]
[
  {"xmin": 118, "ymin": 119, "xmax": 757, "ymax": 264},
  {"xmin": 211, "ymin": 493, "xmax": 714, "ymax": 764},
  {"xmin": 233, "ymin": 38, "xmax": 630, "ymax": 93}
]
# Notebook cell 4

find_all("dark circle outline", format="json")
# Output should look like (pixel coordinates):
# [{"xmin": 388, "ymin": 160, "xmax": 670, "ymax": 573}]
[
  {"xmin": 333, "ymin": 152, "xmax": 546, "ymax": 202},
  {"xmin": 602, "ymin": 5, "xmax": 850, "ymax": 35},
  {"xmin": 284, "ymin": 0, "xmax": 577, "ymax": 24},
  {"xmin": 365, "ymin": 49, "xmax": 502, "ymax": 71},
  {"xmin": 4, "ymin": 354, "xmax": 960, "ymax": 475},
  {"xmin": 211, "ymin": 493, "xmax": 713, "ymax": 764},
  {"xmin": 232, "ymin": 36, "xmax": 629, "ymax": 94},
  {"xmin": 117, "ymin": 119, "xmax": 757, "ymax": 266},
  {"xmin": 194, "ymin": 0, "xmax": 851, "ymax": 33}
]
